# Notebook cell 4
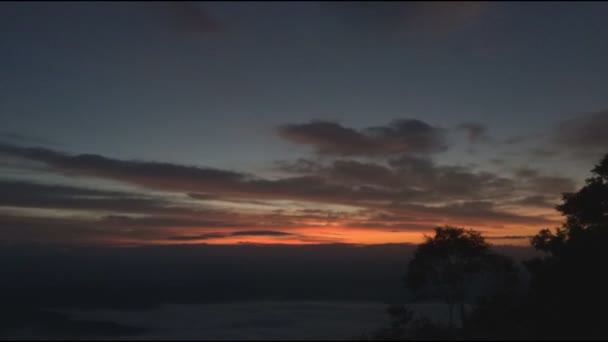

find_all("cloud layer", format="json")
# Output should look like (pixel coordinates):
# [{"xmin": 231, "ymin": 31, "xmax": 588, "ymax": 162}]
[
  {"xmin": 554, "ymin": 110, "xmax": 608, "ymax": 157},
  {"xmin": 0, "ymin": 136, "xmax": 571, "ymax": 245},
  {"xmin": 278, "ymin": 119, "xmax": 447, "ymax": 156}
]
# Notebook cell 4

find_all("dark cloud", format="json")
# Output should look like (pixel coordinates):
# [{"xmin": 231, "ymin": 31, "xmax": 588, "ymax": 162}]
[
  {"xmin": 0, "ymin": 2, "xmax": 222, "ymax": 44},
  {"xmin": 485, "ymin": 235, "xmax": 531, "ymax": 240},
  {"xmin": 0, "ymin": 131, "xmax": 57, "ymax": 146},
  {"xmin": 0, "ymin": 180, "xmax": 175, "ymax": 214},
  {"xmin": 231, "ymin": 230, "xmax": 293, "ymax": 237},
  {"xmin": 277, "ymin": 158, "xmax": 405, "ymax": 188},
  {"xmin": 100, "ymin": 214, "xmax": 247, "ymax": 229},
  {"xmin": 326, "ymin": 160, "xmax": 400, "ymax": 187},
  {"xmin": 554, "ymin": 110, "xmax": 608, "ymax": 157},
  {"xmin": 324, "ymin": 2, "xmax": 492, "ymax": 36},
  {"xmin": 0, "ymin": 214, "xmax": 155, "ymax": 244},
  {"xmin": 528, "ymin": 147, "xmax": 559, "ymax": 158},
  {"xmin": 0, "ymin": 142, "xmax": 248, "ymax": 194},
  {"xmin": 277, "ymin": 119, "xmax": 447, "ymax": 156},
  {"xmin": 0, "ymin": 142, "xmax": 566, "ymax": 243},
  {"xmin": 409, "ymin": 200, "xmax": 555, "ymax": 226},
  {"xmin": 168, "ymin": 230, "xmax": 294, "ymax": 241},
  {"xmin": 388, "ymin": 156, "xmax": 515, "ymax": 200},
  {"xmin": 457, "ymin": 122, "xmax": 487, "ymax": 143},
  {"xmin": 274, "ymin": 158, "xmax": 324, "ymax": 174},
  {"xmin": 146, "ymin": 2, "xmax": 222, "ymax": 34},
  {"xmin": 387, "ymin": 155, "xmax": 434, "ymax": 171},
  {"xmin": 514, "ymin": 167, "xmax": 576, "ymax": 195},
  {"xmin": 278, "ymin": 121, "xmax": 381, "ymax": 156},
  {"xmin": 512, "ymin": 195, "xmax": 556, "ymax": 208},
  {"xmin": 241, "ymin": 175, "xmax": 423, "ymax": 205},
  {"xmin": 0, "ymin": 211, "xmax": 309, "ymax": 245},
  {"xmin": 0, "ymin": 142, "xmax": 518, "ymax": 207},
  {"xmin": 514, "ymin": 167, "xmax": 539, "ymax": 179},
  {"xmin": 271, "ymin": 156, "xmax": 514, "ymax": 203},
  {"xmin": 0, "ymin": 142, "xmax": 419, "ymax": 206},
  {"xmin": 398, "ymin": 1, "xmax": 493, "ymax": 34},
  {"xmin": 490, "ymin": 158, "xmax": 505, "ymax": 165},
  {"xmin": 504, "ymin": 136, "xmax": 526, "ymax": 145},
  {"xmin": 166, "ymin": 233, "xmax": 232, "ymax": 241},
  {"xmin": 358, "ymin": 199, "xmax": 558, "ymax": 232},
  {"xmin": 528, "ymin": 175, "xmax": 576, "ymax": 195}
]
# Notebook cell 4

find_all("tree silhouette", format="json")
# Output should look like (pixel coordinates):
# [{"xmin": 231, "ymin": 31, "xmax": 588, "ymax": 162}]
[
  {"xmin": 524, "ymin": 153, "xmax": 608, "ymax": 339},
  {"xmin": 405, "ymin": 226, "xmax": 491, "ymax": 330}
]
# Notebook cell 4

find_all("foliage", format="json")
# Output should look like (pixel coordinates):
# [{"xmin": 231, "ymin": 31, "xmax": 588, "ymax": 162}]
[
  {"xmin": 406, "ymin": 227, "xmax": 489, "ymax": 302},
  {"xmin": 405, "ymin": 226, "xmax": 517, "ymax": 330},
  {"xmin": 522, "ymin": 153, "xmax": 608, "ymax": 339},
  {"xmin": 369, "ymin": 154, "xmax": 608, "ymax": 340},
  {"xmin": 466, "ymin": 153, "xmax": 608, "ymax": 339}
]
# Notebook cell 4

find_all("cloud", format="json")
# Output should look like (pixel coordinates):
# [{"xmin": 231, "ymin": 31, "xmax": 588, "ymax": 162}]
[
  {"xmin": 100, "ymin": 214, "xmax": 248, "ymax": 229},
  {"xmin": 277, "ymin": 119, "xmax": 447, "ymax": 156},
  {"xmin": 512, "ymin": 195, "xmax": 556, "ymax": 208},
  {"xmin": 403, "ymin": 1, "xmax": 492, "ymax": 33},
  {"xmin": 0, "ymin": 180, "xmax": 177, "ymax": 214},
  {"xmin": 275, "ymin": 158, "xmax": 324, "ymax": 174},
  {"xmin": 551, "ymin": 110, "xmax": 608, "ymax": 159},
  {"xmin": 166, "ymin": 233, "xmax": 234, "ymax": 241},
  {"xmin": 520, "ymin": 110, "xmax": 608, "ymax": 162},
  {"xmin": 167, "ymin": 230, "xmax": 294, "ymax": 241},
  {"xmin": 398, "ymin": 201, "xmax": 556, "ymax": 227},
  {"xmin": 276, "ymin": 156, "xmax": 515, "ymax": 201},
  {"xmin": 0, "ymin": 142, "xmax": 419, "ymax": 207},
  {"xmin": 324, "ymin": 2, "xmax": 493, "ymax": 36},
  {"xmin": 0, "ymin": 142, "xmax": 248, "ymax": 193},
  {"xmin": 513, "ymin": 167, "xmax": 576, "ymax": 195},
  {"xmin": 528, "ymin": 147, "xmax": 559, "ymax": 158},
  {"xmin": 0, "ymin": 142, "xmax": 570, "ymax": 245},
  {"xmin": 231, "ymin": 230, "xmax": 293, "ymax": 237},
  {"xmin": 0, "ymin": 131, "xmax": 57, "ymax": 146},
  {"xmin": 555, "ymin": 110, "xmax": 608, "ymax": 147},
  {"xmin": 388, "ymin": 156, "xmax": 516, "ymax": 199},
  {"xmin": 149, "ymin": 2, "xmax": 222, "ymax": 34},
  {"xmin": 554, "ymin": 110, "xmax": 608, "ymax": 157},
  {"xmin": 325, "ymin": 159, "xmax": 401, "ymax": 187},
  {"xmin": 0, "ymin": 141, "xmax": 563, "ymax": 208},
  {"xmin": 456, "ymin": 122, "xmax": 487, "ymax": 143},
  {"xmin": 490, "ymin": 158, "xmax": 505, "ymax": 165},
  {"xmin": 351, "ymin": 199, "xmax": 558, "ymax": 233},
  {"xmin": 0, "ymin": 214, "xmax": 147, "ymax": 245},
  {"xmin": 485, "ymin": 235, "xmax": 531, "ymax": 240},
  {"xmin": 0, "ymin": 210, "xmax": 315, "ymax": 245},
  {"xmin": 503, "ymin": 136, "xmax": 526, "ymax": 145}
]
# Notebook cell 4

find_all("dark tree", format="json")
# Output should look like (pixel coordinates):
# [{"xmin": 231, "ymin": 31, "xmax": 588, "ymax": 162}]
[
  {"xmin": 525, "ymin": 153, "xmax": 608, "ymax": 339},
  {"xmin": 405, "ymin": 226, "xmax": 491, "ymax": 330}
]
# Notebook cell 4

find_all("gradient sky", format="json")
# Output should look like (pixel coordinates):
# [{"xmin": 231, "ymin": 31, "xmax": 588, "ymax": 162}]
[{"xmin": 1, "ymin": 1, "xmax": 608, "ymax": 246}]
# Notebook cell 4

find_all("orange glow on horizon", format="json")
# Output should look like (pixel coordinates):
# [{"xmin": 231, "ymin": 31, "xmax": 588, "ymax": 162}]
[{"xmin": 142, "ymin": 222, "xmax": 545, "ymax": 247}]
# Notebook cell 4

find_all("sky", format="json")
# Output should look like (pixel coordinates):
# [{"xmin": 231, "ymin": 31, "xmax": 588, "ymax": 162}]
[{"xmin": 1, "ymin": 1, "xmax": 608, "ymax": 246}]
